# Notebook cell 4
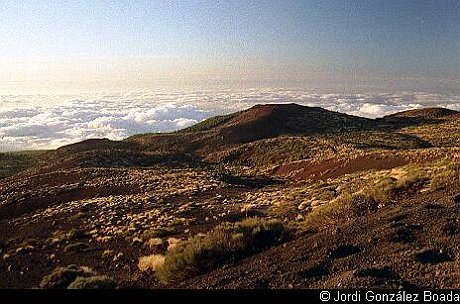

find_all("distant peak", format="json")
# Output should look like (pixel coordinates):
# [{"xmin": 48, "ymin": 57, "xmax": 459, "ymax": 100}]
[
  {"xmin": 247, "ymin": 103, "xmax": 318, "ymax": 112},
  {"xmin": 249, "ymin": 103, "xmax": 306, "ymax": 109},
  {"xmin": 386, "ymin": 107, "xmax": 459, "ymax": 119}
]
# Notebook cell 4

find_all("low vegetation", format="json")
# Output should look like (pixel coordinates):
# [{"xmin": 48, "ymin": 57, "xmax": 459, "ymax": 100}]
[
  {"xmin": 179, "ymin": 113, "xmax": 239, "ymax": 133},
  {"xmin": 40, "ymin": 265, "xmax": 116, "ymax": 289},
  {"xmin": 138, "ymin": 254, "xmax": 166, "ymax": 272},
  {"xmin": 67, "ymin": 276, "xmax": 117, "ymax": 289},
  {"xmin": 0, "ymin": 151, "xmax": 45, "ymax": 179},
  {"xmin": 304, "ymin": 166, "xmax": 430, "ymax": 227},
  {"xmin": 155, "ymin": 218, "xmax": 287, "ymax": 283},
  {"xmin": 39, "ymin": 265, "xmax": 93, "ymax": 289},
  {"xmin": 142, "ymin": 227, "xmax": 176, "ymax": 239},
  {"xmin": 430, "ymin": 162, "xmax": 460, "ymax": 190}
]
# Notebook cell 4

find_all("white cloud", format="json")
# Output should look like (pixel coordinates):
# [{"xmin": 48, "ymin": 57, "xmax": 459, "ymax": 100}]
[{"xmin": 0, "ymin": 89, "xmax": 459, "ymax": 151}]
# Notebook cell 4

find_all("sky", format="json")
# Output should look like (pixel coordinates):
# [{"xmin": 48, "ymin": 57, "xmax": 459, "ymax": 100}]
[
  {"xmin": 1, "ymin": 0, "xmax": 460, "ymax": 151},
  {"xmin": 1, "ymin": 0, "xmax": 459, "ymax": 92}
]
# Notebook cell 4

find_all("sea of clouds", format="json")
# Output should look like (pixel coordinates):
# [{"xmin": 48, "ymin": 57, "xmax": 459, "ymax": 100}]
[{"xmin": 1, "ymin": 88, "xmax": 459, "ymax": 151}]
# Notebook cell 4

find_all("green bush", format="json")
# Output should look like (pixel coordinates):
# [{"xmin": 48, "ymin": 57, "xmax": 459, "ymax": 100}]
[
  {"xmin": 40, "ymin": 265, "xmax": 92, "ymax": 289},
  {"xmin": 67, "ymin": 276, "xmax": 117, "ymax": 289},
  {"xmin": 155, "ymin": 218, "xmax": 286, "ymax": 283}
]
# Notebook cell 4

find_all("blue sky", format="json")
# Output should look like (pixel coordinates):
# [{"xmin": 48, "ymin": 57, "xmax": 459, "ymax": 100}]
[{"xmin": 0, "ymin": 0, "xmax": 459, "ymax": 91}]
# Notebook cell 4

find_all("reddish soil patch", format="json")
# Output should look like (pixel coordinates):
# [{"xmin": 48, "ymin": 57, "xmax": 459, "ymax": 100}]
[{"xmin": 275, "ymin": 153, "xmax": 417, "ymax": 181}]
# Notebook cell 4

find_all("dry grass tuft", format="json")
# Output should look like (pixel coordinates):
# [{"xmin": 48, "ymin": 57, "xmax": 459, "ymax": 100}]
[
  {"xmin": 304, "ymin": 165, "xmax": 429, "ymax": 227},
  {"xmin": 430, "ymin": 162, "xmax": 460, "ymax": 190},
  {"xmin": 138, "ymin": 254, "xmax": 166, "ymax": 272},
  {"xmin": 155, "ymin": 218, "xmax": 286, "ymax": 283}
]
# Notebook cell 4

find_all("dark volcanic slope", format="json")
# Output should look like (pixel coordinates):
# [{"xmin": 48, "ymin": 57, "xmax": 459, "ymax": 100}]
[
  {"xmin": 126, "ymin": 103, "xmax": 375, "ymax": 153},
  {"xmin": 183, "ymin": 103, "xmax": 373, "ymax": 143}
]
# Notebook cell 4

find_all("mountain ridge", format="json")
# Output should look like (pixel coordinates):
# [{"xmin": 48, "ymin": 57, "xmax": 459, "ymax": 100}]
[{"xmin": 31, "ymin": 104, "xmax": 455, "ymax": 172}]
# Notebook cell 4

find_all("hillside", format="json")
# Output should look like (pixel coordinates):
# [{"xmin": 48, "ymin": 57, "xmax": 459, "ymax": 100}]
[
  {"xmin": 0, "ymin": 104, "xmax": 459, "ymax": 289},
  {"xmin": 35, "ymin": 104, "xmax": 451, "ymax": 171},
  {"xmin": 384, "ymin": 107, "xmax": 459, "ymax": 119}
]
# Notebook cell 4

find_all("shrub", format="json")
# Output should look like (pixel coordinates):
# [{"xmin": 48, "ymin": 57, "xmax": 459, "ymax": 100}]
[
  {"xmin": 138, "ymin": 254, "xmax": 166, "ymax": 271},
  {"xmin": 431, "ymin": 163, "xmax": 460, "ymax": 190},
  {"xmin": 40, "ymin": 265, "xmax": 93, "ymax": 289},
  {"xmin": 145, "ymin": 238, "xmax": 164, "ymax": 249},
  {"xmin": 67, "ymin": 212, "xmax": 86, "ymax": 222},
  {"xmin": 304, "ymin": 167, "xmax": 430, "ymax": 228},
  {"xmin": 305, "ymin": 192, "xmax": 377, "ymax": 226},
  {"xmin": 65, "ymin": 229, "xmax": 90, "ymax": 240},
  {"xmin": 142, "ymin": 227, "xmax": 176, "ymax": 239},
  {"xmin": 67, "ymin": 276, "xmax": 117, "ymax": 289},
  {"xmin": 51, "ymin": 229, "xmax": 90, "ymax": 244},
  {"xmin": 64, "ymin": 242, "xmax": 89, "ymax": 253},
  {"xmin": 155, "ymin": 218, "xmax": 286, "ymax": 283},
  {"xmin": 394, "ymin": 167, "xmax": 429, "ymax": 191}
]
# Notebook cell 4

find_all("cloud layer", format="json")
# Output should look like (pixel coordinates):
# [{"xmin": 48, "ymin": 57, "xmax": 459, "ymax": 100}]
[{"xmin": 1, "ymin": 89, "xmax": 459, "ymax": 151}]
